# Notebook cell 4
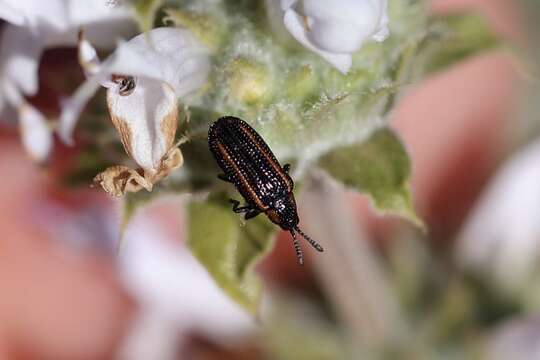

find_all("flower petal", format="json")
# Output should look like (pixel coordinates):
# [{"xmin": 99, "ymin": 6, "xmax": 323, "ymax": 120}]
[
  {"xmin": 456, "ymin": 139, "xmax": 540, "ymax": 291},
  {"xmin": 0, "ymin": 93, "xmax": 5, "ymax": 115},
  {"xmin": 58, "ymin": 74, "xmax": 104, "ymax": 145},
  {"xmin": 0, "ymin": 25, "xmax": 43, "ymax": 96},
  {"xmin": 93, "ymin": 165, "xmax": 149, "ymax": 197},
  {"xmin": 2, "ymin": 79, "xmax": 24, "ymax": 107},
  {"xmin": 19, "ymin": 103, "xmax": 53, "ymax": 163},
  {"xmin": 107, "ymin": 78, "xmax": 178, "ymax": 171},
  {"xmin": 59, "ymin": 27, "xmax": 209, "ymax": 145},
  {"xmin": 77, "ymin": 29, "xmax": 108, "ymax": 80},
  {"xmin": 306, "ymin": 19, "xmax": 373, "ymax": 54},
  {"xmin": 280, "ymin": 0, "xmax": 298, "ymax": 10},
  {"xmin": 283, "ymin": 9, "xmax": 352, "ymax": 73},
  {"xmin": 0, "ymin": 1, "xmax": 25, "ymax": 25},
  {"xmin": 42, "ymin": 0, "xmax": 135, "ymax": 48},
  {"xmin": 108, "ymin": 27, "xmax": 210, "ymax": 96},
  {"xmin": 302, "ymin": 0, "xmax": 388, "ymax": 53},
  {"xmin": 0, "ymin": 0, "xmax": 68, "ymax": 29},
  {"xmin": 67, "ymin": 0, "xmax": 131, "ymax": 26},
  {"xmin": 118, "ymin": 218, "xmax": 254, "ymax": 357}
]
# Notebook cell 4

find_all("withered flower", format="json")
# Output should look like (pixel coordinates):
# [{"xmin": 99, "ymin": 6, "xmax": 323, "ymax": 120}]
[{"xmin": 61, "ymin": 27, "xmax": 210, "ymax": 196}]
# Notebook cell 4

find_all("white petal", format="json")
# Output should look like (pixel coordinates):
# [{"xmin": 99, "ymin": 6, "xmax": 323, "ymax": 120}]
[
  {"xmin": 372, "ymin": 8, "xmax": 389, "ymax": 42},
  {"xmin": 303, "ymin": 0, "xmax": 367, "ymax": 20},
  {"xmin": 59, "ymin": 27, "xmax": 209, "ymax": 145},
  {"xmin": 456, "ymin": 139, "xmax": 540, "ymax": 291},
  {"xmin": 283, "ymin": 9, "xmax": 352, "ymax": 73},
  {"xmin": 77, "ymin": 29, "xmax": 103, "ymax": 77},
  {"xmin": 280, "ymin": 0, "xmax": 298, "ymax": 10},
  {"xmin": 306, "ymin": 19, "xmax": 374, "ymax": 53},
  {"xmin": 2, "ymin": 79, "xmax": 24, "ymax": 107},
  {"xmin": 0, "ymin": 0, "xmax": 25, "ymax": 25},
  {"xmin": 119, "ymin": 218, "xmax": 254, "ymax": 343},
  {"xmin": 488, "ymin": 316, "xmax": 540, "ymax": 360},
  {"xmin": 303, "ymin": 0, "xmax": 386, "ymax": 26},
  {"xmin": 303, "ymin": 0, "xmax": 388, "ymax": 53},
  {"xmin": 70, "ymin": 18, "xmax": 136, "ymax": 50},
  {"xmin": 107, "ymin": 79, "xmax": 177, "ymax": 171},
  {"xmin": 67, "ymin": 0, "xmax": 131, "ymax": 26},
  {"xmin": 58, "ymin": 73, "xmax": 105, "ymax": 145},
  {"xmin": 0, "ymin": 93, "xmax": 5, "ymax": 115},
  {"xmin": 0, "ymin": 25, "xmax": 43, "ymax": 96},
  {"xmin": 109, "ymin": 28, "xmax": 210, "ymax": 97},
  {"xmin": 19, "ymin": 103, "xmax": 53, "ymax": 162},
  {"xmin": 42, "ymin": 0, "xmax": 135, "ymax": 48},
  {"xmin": 0, "ymin": 0, "xmax": 134, "ymax": 48},
  {"xmin": 0, "ymin": 0, "xmax": 68, "ymax": 29}
]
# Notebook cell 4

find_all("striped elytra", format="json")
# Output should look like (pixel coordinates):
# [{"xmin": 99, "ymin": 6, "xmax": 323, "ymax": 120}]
[{"xmin": 208, "ymin": 116, "xmax": 323, "ymax": 265}]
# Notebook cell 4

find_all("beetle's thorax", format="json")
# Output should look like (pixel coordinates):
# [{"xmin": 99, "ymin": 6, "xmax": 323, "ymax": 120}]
[{"xmin": 265, "ymin": 193, "xmax": 299, "ymax": 230}]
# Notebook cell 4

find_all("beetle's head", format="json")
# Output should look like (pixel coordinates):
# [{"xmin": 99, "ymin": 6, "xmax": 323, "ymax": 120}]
[{"xmin": 267, "ymin": 193, "xmax": 299, "ymax": 230}]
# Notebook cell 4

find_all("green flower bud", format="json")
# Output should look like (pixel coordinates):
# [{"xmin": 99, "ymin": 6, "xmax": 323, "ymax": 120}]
[{"xmin": 226, "ymin": 57, "xmax": 272, "ymax": 105}]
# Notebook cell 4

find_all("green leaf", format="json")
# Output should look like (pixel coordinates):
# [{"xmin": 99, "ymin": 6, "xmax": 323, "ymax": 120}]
[
  {"xmin": 130, "ymin": 0, "xmax": 164, "ymax": 32},
  {"xmin": 424, "ymin": 13, "xmax": 500, "ymax": 74},
  {"xmin": 163, "ymin": 8, "xmax": 225, "ymax": 50},
  {"xmin": 187, "ymin": 197, "xmax": 276, "ymax": 314},
  {"xmin": 318, "ymin": 128, "xmax": 424, "ymax": 229}
]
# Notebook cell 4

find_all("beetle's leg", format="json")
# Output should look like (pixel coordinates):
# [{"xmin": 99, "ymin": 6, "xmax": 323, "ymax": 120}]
[
  {"xmin": 283, "ymin": 163, "xmax": 291, "ymax": 173},
  {"xmin": 217, "ymin": 173, "xmax": 232, "ymax": 183},
  {"xmin": 244, "ymin": 208, "xmax": 261, "ymax": 220},
  {"xmin": 229, "ymin": 199, "xmax": 252, "ymax": 213}
]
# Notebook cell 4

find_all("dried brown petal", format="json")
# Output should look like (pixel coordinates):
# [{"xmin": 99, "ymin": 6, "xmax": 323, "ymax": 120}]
[{"xmin": 93, "ymin": 146, "xmax": 183, "ymax": 197}]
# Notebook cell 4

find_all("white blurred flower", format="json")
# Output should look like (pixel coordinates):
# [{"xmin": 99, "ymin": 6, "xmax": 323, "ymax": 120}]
[
  {"xmin": 118, "ymin": 215, "xmax": 255, "ymax": 360},
  {"xmin": 456, "ymin": 139, "xmax": 540, "ymax": 292},
  {"xmin": 0, "ymin": 0, "xmax": 134, "ymax": 162},
  {"xmin": 278, "ymin": 0, "xmax": 389, "ymax": 74},
  {"xmin": 66, "ymin": 27, "xmax": 210, "ymax": 196},
  {"xmin": 488, "ymin": 314, "xmax": 540, "ymax": 360}
]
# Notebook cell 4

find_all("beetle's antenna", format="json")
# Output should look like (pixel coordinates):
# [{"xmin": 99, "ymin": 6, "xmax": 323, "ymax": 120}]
[
  {"xmin": 290, "ymin": 230, "xmax": 304, "ymax": 265},
  {"xmin": 295, "ymin": 226, "xmax": 324, "ymax": 252}
]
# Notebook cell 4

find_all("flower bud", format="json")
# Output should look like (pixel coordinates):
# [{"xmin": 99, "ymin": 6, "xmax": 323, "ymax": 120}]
[
  {"xmin": 279, "ymin": 0, "xmax": 389, "ymax": 73},
  {"xmin": 65, "ymin": 27, "xmax": 209, "ymax": 196},
  {"xmin": 227, "ymin": 57, "xmax": 271, "ymax": 105}
]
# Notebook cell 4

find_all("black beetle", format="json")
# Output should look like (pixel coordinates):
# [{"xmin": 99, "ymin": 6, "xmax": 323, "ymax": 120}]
[{"xmin": 208, "ymin": 116, "xmax": 323, "ymax": 265}]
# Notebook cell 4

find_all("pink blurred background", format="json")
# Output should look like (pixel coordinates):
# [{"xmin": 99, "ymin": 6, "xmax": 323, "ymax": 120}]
[{"xmin": 0, "ymin": 0, "xmax": 525, "ymax": 358}]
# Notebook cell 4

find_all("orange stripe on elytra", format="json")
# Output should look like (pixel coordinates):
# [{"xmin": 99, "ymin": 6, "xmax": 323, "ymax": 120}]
[
  {"xmin": 237, "ymin": 123, "xmax": 293, "ymax": 192},
  {"xmin": 216, "ymin": 142, "xmax": 268, "ymax": 210}
]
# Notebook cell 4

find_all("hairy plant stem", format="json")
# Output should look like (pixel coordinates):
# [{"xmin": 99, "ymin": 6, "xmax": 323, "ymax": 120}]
[{"xmin": 299, "ymin": 171, "xmax": 406, "ymax": 349}]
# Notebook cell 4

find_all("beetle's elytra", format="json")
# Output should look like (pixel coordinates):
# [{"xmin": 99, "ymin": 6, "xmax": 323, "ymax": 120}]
[{"xmin": 208, "ymin": 116, "xmax": 323, "ymax": 265}]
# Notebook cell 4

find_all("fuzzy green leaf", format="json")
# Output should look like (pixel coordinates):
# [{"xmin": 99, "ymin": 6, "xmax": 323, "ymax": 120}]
[
  {"xmin": 425, "ymin": 13, "xmax": 500, "ymax": 74},
  {"xmin": 187, "ymin": 197, "xmax": 276, "ymax": 314},
  {"xmin": 318, "ymin": 128, "xmax": 424, "ymax": 228},
  {"xmin": 130, "ymin": 0, "xmax": 164, "ymax": 32},
  {"xmin": 163, "ymin": 8, "xmax": 225, "ymax": 50}
]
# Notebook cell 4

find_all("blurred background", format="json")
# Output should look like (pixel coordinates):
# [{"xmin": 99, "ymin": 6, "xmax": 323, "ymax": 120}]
[{"xmin": 1, "ymin": 0, "xmax": 539, "ymax": 359}]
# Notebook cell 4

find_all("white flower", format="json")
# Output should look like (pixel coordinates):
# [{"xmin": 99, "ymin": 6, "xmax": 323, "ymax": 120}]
[
  {"xmin": 0, "ymin": 0, "xmax": 134, "ymax": 162},
  {"xmin": 456, "ymin": 139, "xmax": 540, "ymax": 293},
  {"xmin": 118, "ymin": 216, "xmax": 254, "ymax": 359},
  {"xmin": 66, "ymin": 27, "xmax": 210, "ymax": 196},
  {"xmin": 488, "ymin": 315, "xmax": 540, "ymax": 360},
  {"xmin": 279, "ymin": 0, "xmax": 389, "ymax": 74}
]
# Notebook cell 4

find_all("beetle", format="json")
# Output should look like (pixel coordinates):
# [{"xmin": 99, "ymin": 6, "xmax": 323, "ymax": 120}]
[{"xmin": 208, "ymin": 116, "xmax": 323, "ymax": 265}]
